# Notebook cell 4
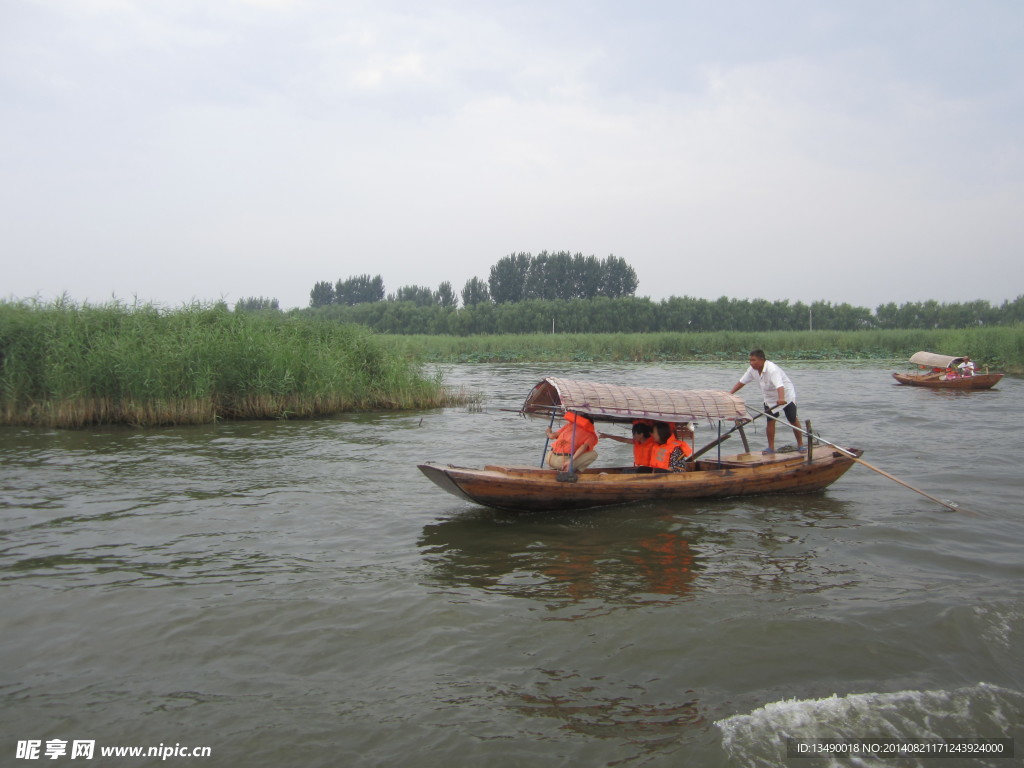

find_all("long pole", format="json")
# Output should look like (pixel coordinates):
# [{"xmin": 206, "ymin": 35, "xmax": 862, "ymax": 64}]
[
  {"xmin": 754, "ymin": 406, "xmax": 964, "ymax": 514},
  {"xmin": 540, "ymin": 409, "xmax": 557, "ymax": 468}
]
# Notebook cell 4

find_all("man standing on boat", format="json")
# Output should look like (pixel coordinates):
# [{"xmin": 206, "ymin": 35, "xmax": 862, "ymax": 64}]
[{"xmin": 729, "ymin": 349, "xmax": 805, "ymax": 455}]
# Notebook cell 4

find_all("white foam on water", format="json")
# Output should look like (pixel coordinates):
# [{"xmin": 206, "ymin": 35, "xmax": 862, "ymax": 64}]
[
  {"xmin": 715, "ymin": 683, "xmax": 1023, "ymax": 768},
  {"xmin": 974, "ymin": 603, "xmax": 1024, "ymax": 650}
]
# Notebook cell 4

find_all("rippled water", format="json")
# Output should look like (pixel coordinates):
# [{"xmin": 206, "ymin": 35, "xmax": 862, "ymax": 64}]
[{"xmin": 2, "ymin": 363, "xmax": 1022, "ymax": 767}]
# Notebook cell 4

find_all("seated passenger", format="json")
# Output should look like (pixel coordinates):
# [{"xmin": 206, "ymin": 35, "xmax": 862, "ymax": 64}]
[
  {"xmin": 649, "ymin": 421, "xmax": 689, "ymax": 473},
  {"xmin": 599, "ymin": 420, "xmax": 655, "ymax": 470},
  {"xmin": 545, "ymin": 412, "xmax": 598, "ymax": 471}
]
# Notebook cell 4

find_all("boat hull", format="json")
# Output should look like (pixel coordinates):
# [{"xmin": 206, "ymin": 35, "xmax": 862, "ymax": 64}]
[
  {"xmin": 891, "ymin": 372, "xmax": 1003, "ymax": 390},
  {"xmin": 419, "ymin": 449, "xmax": 861, "ymax": 512}
]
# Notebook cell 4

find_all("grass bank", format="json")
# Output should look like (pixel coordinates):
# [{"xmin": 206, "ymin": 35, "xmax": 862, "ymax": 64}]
[
  {"xmin": 389, "ymin": 327, "xmax": 1024, "ymax": 371},
  {"xmin": 0, "ymin": 300, "xmax": 461, "ymax": 428}
]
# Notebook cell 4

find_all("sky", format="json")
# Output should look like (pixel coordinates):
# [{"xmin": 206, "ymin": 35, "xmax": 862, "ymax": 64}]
[{"xmin": 2, "ymin": 0, "xmax": 1022, "ymax": 312}]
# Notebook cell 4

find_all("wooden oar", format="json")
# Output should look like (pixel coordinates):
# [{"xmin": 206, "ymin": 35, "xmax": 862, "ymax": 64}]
[{"xmin": 755, "ymin": 406, "xmax": 966, "ymax": 514}]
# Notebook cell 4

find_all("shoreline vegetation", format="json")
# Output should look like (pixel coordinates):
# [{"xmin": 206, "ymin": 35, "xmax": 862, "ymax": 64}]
[
  {"xmin": 2, "ymin": 300, "xmax": 1020, "ymax": 428},
  {"xmin": 389, "ymin": 327, "xmax": 1024, "ymax": 371},
  {"xmin": 0, "ymin": 300, "xmax": 468, "ymax": 428}
]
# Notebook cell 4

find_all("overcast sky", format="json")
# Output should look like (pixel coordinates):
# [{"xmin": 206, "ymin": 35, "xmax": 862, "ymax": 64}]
[{"xmin": 2, "ymin": 0, "xmax": 1022, "ymax": 311}]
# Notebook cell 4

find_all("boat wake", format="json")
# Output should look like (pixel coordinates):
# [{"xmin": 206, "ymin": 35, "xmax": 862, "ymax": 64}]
[{"xmin": 715, "ymin": 683, "xmax": 1023, "ymax": 767}]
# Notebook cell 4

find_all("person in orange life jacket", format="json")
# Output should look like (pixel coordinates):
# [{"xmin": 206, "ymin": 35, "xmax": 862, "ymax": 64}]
[
  {"xmin": 657, "ymin": 422, "xmax": 694, "ymax": 458},
  {"xmin": 729, "ymin": 349, "xmax": 804, "ymax": 454},
  {"xmin": 649, "ymin": 421, "xmax": 689, "ymax": 472},
  {"xmin": 599, "ymin": 420, "xmax": 655, "ymax": 470},
  {"xmin": 545, "ymin": 411, "xmax": 598, "ymax": 471}
]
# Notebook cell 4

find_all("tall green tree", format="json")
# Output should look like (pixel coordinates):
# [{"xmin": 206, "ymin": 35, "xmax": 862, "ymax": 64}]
[
  {"xmin": 488, "ymin": 253, "xmax": 531, "ymax": 303},
  {"xmin": 436, "ymin": 281, "xmax": 458, "ymax": 309},
  {"xmin": 310, "ymin": 281, "xmax": 335, "ymax": 307},
  {"xmin": 461, "ymin": 277, "xmax": 490, "ymax": 307},
  {"xmin": 523, "ymin": 251, "xmax": 553, "ymax": 300},
  {"xmin": 598, "ymin": 255, "xmax": 639, "ymax": 298},
  {"xmin": 1000, "ymin": 295, "xmax": 1024, "ymax": 324},
  {"xmin": 336, "ymin": 274, "xmax": 385, "ymax": 305},
  {"xmin": 389, "ymin": 285, "xmax": 437, "ymax": 306},
  {"xmin": 572, "ymin": 253, "xmax": 603, "ymax": 299},
  {"xmin": 875, "ymin": 302, "xmax": 899, "ymax": 329}
]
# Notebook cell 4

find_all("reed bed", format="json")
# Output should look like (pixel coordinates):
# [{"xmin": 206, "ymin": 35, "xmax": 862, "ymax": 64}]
[
  {"xmin": 391, "ymin": 327, "xmax": 1024, "ymax": 371},
  {"xmin": 0, "ymin": 299, "xmax": 459, "ymax": 428}
]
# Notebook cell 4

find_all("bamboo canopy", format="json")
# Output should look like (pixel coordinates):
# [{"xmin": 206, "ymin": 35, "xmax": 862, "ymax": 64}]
[
  {"xmin": 908, "ymin": 351, "xmax": 965, "ymax": 369},
  {"xmin": 521, "ymin": 377, "xmax": 748, "ymax": 424}
]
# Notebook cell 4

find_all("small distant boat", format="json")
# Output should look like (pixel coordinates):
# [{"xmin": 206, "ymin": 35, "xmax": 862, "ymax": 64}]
[
  {"xmin": 419, "ymin": 377, "xmax": 861, "ymax": 513},
  {"xmin": 892, "ymin": 352, "xmax": 1004, "ymax": 390}
]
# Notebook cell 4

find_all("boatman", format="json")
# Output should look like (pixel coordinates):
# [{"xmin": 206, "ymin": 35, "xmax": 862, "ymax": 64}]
[
  {"xmin": 729, "ymin": 349, "xmax": 805, "ymax": 455},
  {"xmin": 957, "ymin": 356, "xmax": 976, "ymax": 376}
]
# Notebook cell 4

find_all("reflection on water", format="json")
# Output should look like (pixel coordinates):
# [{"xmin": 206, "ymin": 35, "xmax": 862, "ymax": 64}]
[
  {"xmin": 419, "ymin": 511, "xmax": 701, "ymax": 607},
  {"xmin": 419, "ymin": 492, "xmax": 865, "ymax": 610}
]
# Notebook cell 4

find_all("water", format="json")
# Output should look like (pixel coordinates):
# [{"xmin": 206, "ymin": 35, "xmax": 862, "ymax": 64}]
[{"xmin": 2, "ymin": 363, "xmax": 1022, "ymax": 767}]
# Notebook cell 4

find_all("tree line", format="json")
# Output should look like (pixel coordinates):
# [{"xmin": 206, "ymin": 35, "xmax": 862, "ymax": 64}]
[
  {"xmin": 300, "ymin": 294, "xmax": 1024, "ymax": 335},
  {"xmin": 307, "ymin": 251, "xmax": 639, "ymax": 309},
  {"xmin": 238, "ymin": 249, "xmax": 1022, "ymax": 334}
]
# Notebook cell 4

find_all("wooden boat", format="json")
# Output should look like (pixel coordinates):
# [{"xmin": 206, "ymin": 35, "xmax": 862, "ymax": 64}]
[
  {"xmin": 419, "ymin": 377, "xmax": 862, "ymax": 512},
  {"xmin": 892, "ymin": 351, "xmax": 1004, "ymax": 390}
]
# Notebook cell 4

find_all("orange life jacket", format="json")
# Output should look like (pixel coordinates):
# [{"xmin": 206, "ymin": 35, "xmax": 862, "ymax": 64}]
[
  {"xmin": 649, "ymin": 436, "xmax": 687, "ymax": 470},
  {"xmin": 633, "ymin": 439, "xmax": 655, "ymax": 466},
  {"xmin": 552, "ymin": 412, "xmax": 597, "ymax": 454}
]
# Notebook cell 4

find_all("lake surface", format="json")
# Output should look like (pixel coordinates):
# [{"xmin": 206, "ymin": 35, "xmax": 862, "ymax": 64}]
[{"xmin": 2, "ymin": 363, "xmax": 1022, "ymax": 767}]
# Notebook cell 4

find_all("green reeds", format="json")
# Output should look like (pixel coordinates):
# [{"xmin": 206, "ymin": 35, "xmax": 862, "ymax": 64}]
[
  {"xmin": 391, "ymin": 327, "xmax": 1024, "ymax": 371},
  {"xmin": 0, "ymin": 299, "xmax": 458, "ymax": 428}
]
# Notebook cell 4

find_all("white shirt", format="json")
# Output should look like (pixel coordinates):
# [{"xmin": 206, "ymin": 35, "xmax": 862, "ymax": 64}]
[{"xmin": 738, "ymin": 360, "xmax": 796, "ymax": 407}]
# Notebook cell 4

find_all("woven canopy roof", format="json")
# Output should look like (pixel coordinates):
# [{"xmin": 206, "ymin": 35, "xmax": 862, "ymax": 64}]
[
  {"xmin": 521, "ymin": 377, "xmax": 748, "ymax": 423},
  {"xmin": 909, "ymin": 351, "xmax": 965, "ymax": 369}
]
